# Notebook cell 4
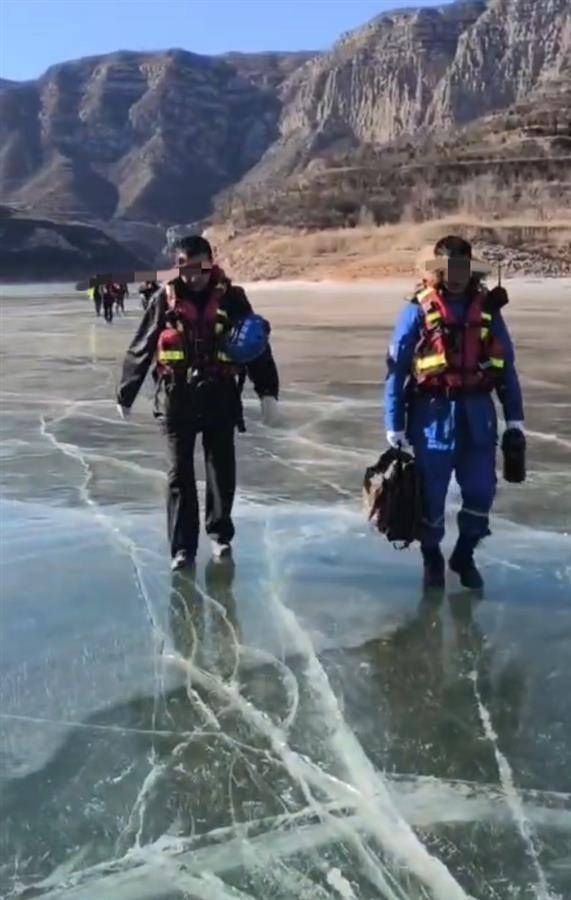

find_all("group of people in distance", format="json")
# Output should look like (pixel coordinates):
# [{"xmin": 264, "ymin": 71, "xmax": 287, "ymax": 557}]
[
  {"xmin": 89, "ymin": 282, "xmax": 129, "ymax": 322},
  {"xmin": 89, "ymin": 280, "xmax": 160, "ymax": 321}
]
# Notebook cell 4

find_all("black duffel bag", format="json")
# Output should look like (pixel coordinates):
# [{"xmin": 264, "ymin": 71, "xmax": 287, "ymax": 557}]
[{"xmin": 363, "ymin": 447, "xmax": 424, "ymax": 547}]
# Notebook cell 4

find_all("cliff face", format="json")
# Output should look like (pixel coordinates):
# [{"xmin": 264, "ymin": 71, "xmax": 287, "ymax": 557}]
[
  {"xmin": 276, "ymin": 2, "xmax": 485, "ymax": 153},
  {"xmin": 427, "ymin": 0, "xmax": 571, "ymax": 127},
  {"xmin": 0, "ymin": 50, "xmax": 311, "ymax": 224},
  {"xmin": 243, "ymin": 0, "xmax": 570, "ymax": 184}
]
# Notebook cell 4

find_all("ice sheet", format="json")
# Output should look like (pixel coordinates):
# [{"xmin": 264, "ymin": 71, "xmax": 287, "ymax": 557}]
[{"xmin": 1, "ymin": 282, "xmax": 570, "ymax": 900}]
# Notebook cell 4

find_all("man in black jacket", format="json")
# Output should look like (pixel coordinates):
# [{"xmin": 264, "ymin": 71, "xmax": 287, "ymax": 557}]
[{"xmin": 116, "ymin": 235, "xmax": 279, "ymax": 570}]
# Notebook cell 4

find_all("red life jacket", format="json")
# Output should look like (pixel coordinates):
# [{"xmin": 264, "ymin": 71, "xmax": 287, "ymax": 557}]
[
  {"xmin": 156, "ymin": 268, "xmax": 238, "ymax": 378},
  {"xmin": 412, "ymin": 286, "xmax": 506, "ymax": 392}
]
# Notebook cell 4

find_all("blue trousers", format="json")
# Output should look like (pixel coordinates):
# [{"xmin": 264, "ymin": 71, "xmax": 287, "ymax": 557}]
[{"xmin": 407, "ymin": 396, "xmax": 497, "ymax": 548}]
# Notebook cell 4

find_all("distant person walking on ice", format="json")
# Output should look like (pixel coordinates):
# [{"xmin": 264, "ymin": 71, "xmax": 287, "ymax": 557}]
[
  {"xmin": 384, "ymin": 235, "xmax": 525, "ymax": 591},
  {"xmin": 102, "ymin": 284, "xmax": 115, "ymax": 323},
  {"xmin": 114, "ymin": 283, "xmax": 128, "ymax": 315},
  {"xmin": 116, "ymin": 235, "xmax": 280, "ymax": 571},
  {"xmin": 139, "ymin": 279, "xmax": 159, "ymax": 311},
  {"xmin": 88, "ymin": 284, "xmax": 102, "ymax": 317}
]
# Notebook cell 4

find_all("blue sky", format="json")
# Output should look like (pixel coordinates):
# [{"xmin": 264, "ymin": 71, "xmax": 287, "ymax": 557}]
[{"xmin": 1, "ymin": 0, "xmax": 450, "ymax": 81}]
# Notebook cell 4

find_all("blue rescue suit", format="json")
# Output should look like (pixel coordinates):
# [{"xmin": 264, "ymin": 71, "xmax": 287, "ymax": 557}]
[{"xmin": 384, "ymin": 294, "xmax": 524, "ymax": 547}]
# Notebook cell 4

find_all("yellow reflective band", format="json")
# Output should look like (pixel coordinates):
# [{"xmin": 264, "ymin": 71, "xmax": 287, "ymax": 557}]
[
  {"xmin": 490, "ymin": 357, "xmax": 505, "ymax": 369},
  {"xmin": 426, "ymin": 311, "xmax": 441, "ymax": 324},
  {"xmin": 481, "ymin": 328, "xmax": 490, "ymax": 340},
  {"xmin": 215, "ymin": 323, "xmax": 225, "ymax": 335},
  {"xmin": 159, "ymin": 350, "xmax": 185, "ymax": 361},
  {"xmin": 217, "ymin": 309, "xmax": 229, "ymax": 319},
  {"xmin": 481, "ymin": 312, "xmax": 492, "ymax": 321},
  {"xmin": 417, "ymin": 287, "xmax": 433, "ymax": 301},
  {"xmin": 416, "ymin": 353, "xmax": 447, "ymax": 371},
  {"xmin": 216, "ymin": 352, "xmax": 233, "ymax": 363}
]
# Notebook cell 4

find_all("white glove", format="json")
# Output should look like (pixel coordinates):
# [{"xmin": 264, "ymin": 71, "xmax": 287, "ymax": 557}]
[
  {"xmin": 386, "ymin": 430, "xmax": 409, "ymax": 449},
  {"xmin": 261, "ymin": 396, "xmax": 280, "ymax": 427},
  {"xmin": 116, "ymin": 404, "xmax": 131, "ymax": 420},
  {"xmin": 506, "ymin": 421, "xmax": 525, "ymax": 433}
]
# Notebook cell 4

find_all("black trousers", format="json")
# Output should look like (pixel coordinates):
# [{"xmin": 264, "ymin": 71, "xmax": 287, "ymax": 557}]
[
  {"xmin": 165, "ymin": 422, "xmax": 236, "ymax": 559},
  {"xmin": 103, "ymin": 299, "xmax": 113, "ymax": 322}
]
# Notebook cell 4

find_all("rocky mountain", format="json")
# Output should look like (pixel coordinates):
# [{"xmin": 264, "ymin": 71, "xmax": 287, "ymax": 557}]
[
  {"xmin": 222, "ymin": 0, "xmax": 570, "ymax": 228},
  {"xmin": 0, "ymin": 0, "xmax": 568, "ymax": 237},
  {"xmin": 221, "ymin": 52, "xmax": 316, "ymax": 91},
  {"xmin": 219, "ymin": 63, "xmax": 571, "ymax": 230},
  {"xmin": 235, "ymin": 0, "xmax": 570, "ymax": 184},
  {"xmin": 243, "ymin": 0, "xmax": 487, "ymax": 182},
  {"xmin": 0, "ymin": 206, "xmax": 145, "ymax": 282},
  {"xmin": 0, "ymin": 50, "xmax": 313, "ymax": 225}
]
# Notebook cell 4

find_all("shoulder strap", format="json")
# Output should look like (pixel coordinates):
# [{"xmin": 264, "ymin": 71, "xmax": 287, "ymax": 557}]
[
  {"xmin": 416, "ymin": 287, "xmax": 448, "ymax": 326},
  {"xmin": 165, "ymin": 276, "xmax": 227, "ymax": 319},
  {"xmin": 467, "ymin": 291, "xmax": 492, "ymax": 325}
]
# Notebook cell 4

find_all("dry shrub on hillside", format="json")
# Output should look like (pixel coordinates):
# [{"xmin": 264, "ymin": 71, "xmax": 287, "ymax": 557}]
[{"xmin": 457, "ymin": 174, "xmax": 568, "ymax": 221}]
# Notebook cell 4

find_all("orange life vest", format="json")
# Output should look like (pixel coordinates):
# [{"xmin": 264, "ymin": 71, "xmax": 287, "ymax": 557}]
[
  {"xmin": 412, "ymin": 287, "xmax": 506, "ymax": 393},
  {"xmin": 156, "ymin": 269, "xmax": 238, "ymax": 378}
]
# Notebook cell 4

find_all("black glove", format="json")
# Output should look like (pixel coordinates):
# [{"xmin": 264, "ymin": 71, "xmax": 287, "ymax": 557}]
[
  {"xmin": 487, "ymin": 286, "xmax": 509, "ymax": 309},
  {"xmin": 502, "ymin": 428, "xmax": 526, "ymax": 483}
]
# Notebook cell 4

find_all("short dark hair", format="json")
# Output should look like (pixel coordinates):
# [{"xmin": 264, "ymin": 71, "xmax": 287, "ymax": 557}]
[
  {"xmin": 174, "ymin": 234, "xmax": 213, "ymax": 260},
  {"xmin": 433, "ymin": 235, "xmax": 472, "ymax": 259}
]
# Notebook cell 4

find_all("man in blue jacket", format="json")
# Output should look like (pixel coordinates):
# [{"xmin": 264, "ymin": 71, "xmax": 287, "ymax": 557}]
[{"xmin": 384, "ymin": 236, "xmax": 524, "ymax": 590}]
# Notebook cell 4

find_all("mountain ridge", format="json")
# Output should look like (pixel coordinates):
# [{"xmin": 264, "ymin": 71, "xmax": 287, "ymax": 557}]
[{"xmin": 0, "ymin": 0, "xmax": 568, "ymax": 241}]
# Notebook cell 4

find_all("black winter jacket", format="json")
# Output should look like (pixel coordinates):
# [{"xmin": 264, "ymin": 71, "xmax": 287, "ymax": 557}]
[{"xmin": 116, "ymin": 277, "xmax": 279, "ymax": 427}]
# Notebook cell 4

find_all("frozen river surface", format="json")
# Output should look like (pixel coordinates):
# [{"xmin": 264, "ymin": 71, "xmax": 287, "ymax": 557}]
[{"xmin": 1, "ymin": 280, "xmax": 570, "ymax": 900}]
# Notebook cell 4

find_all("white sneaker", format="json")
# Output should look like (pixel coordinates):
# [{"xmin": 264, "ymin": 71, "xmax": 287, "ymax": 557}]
[
  {"xmin": 211, "ymin": 541, "xmax": 231, "ymax": 560},
  {"xmin": 171, "ymin": 550, "xmax": 195, "ymax": 571}
]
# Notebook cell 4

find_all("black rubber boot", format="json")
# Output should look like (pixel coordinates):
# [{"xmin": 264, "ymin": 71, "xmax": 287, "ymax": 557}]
[
  {"xmin": 449, "ymin": 535, "xmax": 484, "ymax": 590},
  {"xmin": 421, "ymin": 545, "xmax": 445, "ymax": 590}
]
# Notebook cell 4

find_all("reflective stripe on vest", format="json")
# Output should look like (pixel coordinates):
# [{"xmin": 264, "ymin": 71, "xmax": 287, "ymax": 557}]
[
  {"xmin": 158, "ymin": 350, "xmax": 185, "ymax": 362},
  {"xmin": 415, "ymin": 352, "xmax": 447, "ymax": 372},
  {"xmin": 215, "ymin": 308, "xmax": 229, "ymax": 336},
  {"xmin": 489, "ymin": 357, "xmax": 505, "ymax": 369},
  {"xmin": 480, "ymin": 311, "xmax": 492, "ymax": 341}
]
